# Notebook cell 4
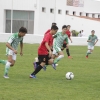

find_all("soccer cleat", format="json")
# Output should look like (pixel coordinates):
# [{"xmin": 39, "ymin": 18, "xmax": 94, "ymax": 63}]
[
  {"xmin": 33, "ymin": 62, "xmax": 38, "ymax": 70},
  {"xmin": 68, "ymin": 56, "xmax": 72, "ymax": 59},
  {"xmin": 42, "ymin": 66, "xmax": 46, "ymax": 71},
  {"xmin": 86, "ymin": 55, "xmax": 88, "ymax": 58},
  {"xmin": 3, "ymin": 75, "xmax": 9, "ymax": 79},
  {"xmin": 29, "ymin": 74, "xmax": 36, "ymax": 78},
  {"xmin": 52, "ymin": 63, "xmax": 56, "ymax": 70}
]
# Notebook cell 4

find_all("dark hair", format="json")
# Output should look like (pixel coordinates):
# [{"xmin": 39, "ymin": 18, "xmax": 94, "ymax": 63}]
[
  {"xmin": 52, "ymin": 23, "xmax": 57, "ymax": 26},
  {"xmin": 51, "ymin": 25, "xmax": 58, "ymax": 30},
  {"xmin": 66, "ymin": 25, "xmax": 71, "ymax": 28},
  {"xmin": 19, "ymin": 27, "xmax": 27, "ymax": 33},
  {"xmin": 62, "ymin": 25, "xmax": 67, "ymax": 29},
  {"xmin": 91, "ymin": 30, "xmax": 95, "ymax": 32}
]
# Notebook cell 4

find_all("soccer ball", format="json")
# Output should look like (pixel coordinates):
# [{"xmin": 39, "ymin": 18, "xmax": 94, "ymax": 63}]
[{"xmin": 65, "ymin": 72, "xmax": 74, "ymax": 80}]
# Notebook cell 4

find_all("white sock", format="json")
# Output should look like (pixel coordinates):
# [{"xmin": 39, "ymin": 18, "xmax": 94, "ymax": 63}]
[
  {"xmin": 4, "ymin": 61, "xmax": 11, "ymax": 76},
  {"xmin": 54, "ymin": 55, "xmax": 64, "ymax": 63}
]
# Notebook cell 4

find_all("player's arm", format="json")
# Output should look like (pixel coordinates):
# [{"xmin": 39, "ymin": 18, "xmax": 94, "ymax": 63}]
[
  {"xmin": 20, "ymin": 39, "xmax": 23, "ymax": 56},
  {"xmin": 45, "ymin": 42, "xmax": 52, "ymax": 56},
  {"xmin": 87, "ymin": 36, "xmax": 91, "ymax": 42},
  {"xmin": 44, "ymin": 35, "xmax": 52, "ymax": 56},
  {"xmin": 6, "ymin": 36, "xmax": 17, "ymax": 54},
  {"xmin": 94, "ymin": 37, "xmax": 98, "ymax": 45},
  {"xmin": 69, "ymin": 37, "xmax": 72, "ymax": 43},
  {"xmin": 65, "ymin": 37, "xmax": 69, "ymax": 45}
]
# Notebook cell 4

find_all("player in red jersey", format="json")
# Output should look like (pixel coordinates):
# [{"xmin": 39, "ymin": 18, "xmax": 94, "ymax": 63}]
[
  {"xmin": 62, "ymin": 25, "xmax": 72, "ymax": 58},
  {"xmin": 33, "ymin": 23, "xmax": 57, "ymax": 71},
  {"xmin": 30, "ymin": 25, "xmax": 58, "ymax": 78},
  {"xmin": 44, "ymin": 23, "xmax": 57, "ymax": 35}
]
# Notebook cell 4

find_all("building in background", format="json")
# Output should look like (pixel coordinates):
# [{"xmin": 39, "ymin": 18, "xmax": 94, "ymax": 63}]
[{"xmin": 0, "ymin": 0, "xmax": 100, "ymax": 37}]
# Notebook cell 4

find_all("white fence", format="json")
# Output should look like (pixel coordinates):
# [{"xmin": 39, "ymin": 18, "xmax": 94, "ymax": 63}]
[{"xmin": 0, "ymin": 33, "xmax": 100, "ymax": 46}]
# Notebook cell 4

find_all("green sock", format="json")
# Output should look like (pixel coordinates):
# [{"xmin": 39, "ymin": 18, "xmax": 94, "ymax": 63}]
[
  {"xmin": 4, "ymin": 62, "xmax": 11, "ymax": 76},
  {"xmin": 0, "ymin": 60, "xmax": 7, "ymax": 65}
]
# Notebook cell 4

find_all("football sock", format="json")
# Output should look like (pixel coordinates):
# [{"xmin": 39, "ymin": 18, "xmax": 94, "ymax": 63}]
[
  {"xmin": 31, "ymin": 65, "xmax": 43, "ymax": 75},
  {"xmin": 86, "ymin": 50, "xmax": 91, "ymax": 56},
  {"xmin": 66, "ymin": 49, "xmax": 70, "ymax": 56},
  {"xmin": 0, "ymin": 60, "xmax": 7, "ymax": 65},
  {"xmin": 4, "ymin": 61, "xmax": 11, "ymax": 76},
  {"xmin": 54, "ymin": 55, "xmax": 64, "ymax": 64}
]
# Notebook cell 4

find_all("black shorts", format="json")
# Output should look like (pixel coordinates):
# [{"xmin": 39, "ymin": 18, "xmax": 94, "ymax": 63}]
[
  {"xmin": 38, "ymin": 54, "xmax": 51, "ymax": 65},
  {"xmin": 63, "ymin": 43, "xmax": 67, "ymax": 48}
]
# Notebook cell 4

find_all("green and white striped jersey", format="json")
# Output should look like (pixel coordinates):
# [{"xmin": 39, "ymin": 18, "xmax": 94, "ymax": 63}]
[
  {"xmin": 88, "ymin": 35, "xmax": 98, "ymax": 46},
  {"xmin": 53, "ymin": 32, "xmax": 68, "ymax": 48},
  {"xmin": 6, "ymin": 33, "xmax": 23, "ymax": 50}
]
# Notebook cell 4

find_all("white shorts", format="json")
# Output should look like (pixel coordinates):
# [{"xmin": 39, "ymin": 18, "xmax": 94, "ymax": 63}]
[
  {"xmin": 88, "ymin": 45, "xmax": 94, "ymax": 50},
  {"xmin": 6, "ymin": 49, "xmax": 17, "ymax": 61},
  {"xmin": 53, "ymin": 46, "xmax": 61, "ymax": 55}
]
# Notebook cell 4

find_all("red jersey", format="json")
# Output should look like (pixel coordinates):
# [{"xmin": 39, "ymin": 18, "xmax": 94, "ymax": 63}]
[
  {"xmin": 44, "ymin": 29, "xmax": 50, "ymax": 35},
  {"xmin": 66, "ymin": 30, "xmax": 71, "ymax": 38},
  {"xmin": 38, "ymin": 32, "xmax": 53, "ymax": 55}
]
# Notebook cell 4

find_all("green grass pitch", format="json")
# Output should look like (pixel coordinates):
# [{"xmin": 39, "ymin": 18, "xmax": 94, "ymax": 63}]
[{"xmin": 0, "ymin": 43, "xmax": 100, "ymax": 100}]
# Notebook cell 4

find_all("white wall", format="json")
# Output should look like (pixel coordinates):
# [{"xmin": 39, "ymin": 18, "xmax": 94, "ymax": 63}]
[
  {"xmin": 84, "ymin": 0, "xmax": 100, "ymax": 13},
  {"xmin": 0, "ymin": 0, "xmax": 100, "ymax": 46}
]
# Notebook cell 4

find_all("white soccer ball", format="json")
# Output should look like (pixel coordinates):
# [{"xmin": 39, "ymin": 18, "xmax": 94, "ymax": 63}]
[{"xmin": 65, "ymin": 72, "xmax": 74, "ymax": 80}]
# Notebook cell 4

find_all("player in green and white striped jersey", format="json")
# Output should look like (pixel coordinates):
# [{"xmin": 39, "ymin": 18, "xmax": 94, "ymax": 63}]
[
  {"xmin": 0, "ymin": 27, "xmax": 27, "ymax": 78},
  {"xmin": 52, "ymin": 25, "xmax": 68, "ymax": 69},
  {"xmin": 86, "ymin": 30, "xmax": 98, "ymax": 58}
]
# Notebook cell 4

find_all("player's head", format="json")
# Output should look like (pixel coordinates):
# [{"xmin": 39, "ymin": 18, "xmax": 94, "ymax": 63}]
[
  {"xmin": 62, "ymin": 25, "xmax": 67, "ymax": 33},
  {"xmin": 50, "ymin": 25, "xmax": 58, "ymax": 35},
  {"xmin": 66, "ymin": 25, "xmax": 71, "ymax": 30},
  {"xmin": 19, "ymin": 27, "xmax": 27, "ymax": 37},
  {"xmin": 91, "ymin": 30, "xmax": 95, "ymax": 35},
  {"xmin": 52, "ymin": 23, "xmax": 57, "ymax": 26}
]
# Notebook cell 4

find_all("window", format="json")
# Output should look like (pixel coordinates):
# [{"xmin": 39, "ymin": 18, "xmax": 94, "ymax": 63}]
[
  {"xmin": 98, "ymin": 15, "xmax": 100, "ymax": 18},
  {"xmin": 50, "ymin": 9, "xmax": 54, "ymax": 13},
  {"xmin": 73, "ymin": 11, "xmax": 76, "ymax": 15},
  {"xmin": 58, "ymin": 9, "xmax": 62, "ymax": 14},
  {"xmin": 86, "ymin": 13, "xmax": 89, "ymax": 17},
  {"xmin": 66, "ymin": 10, "xmax": 69, "ymax": 15},
  {"xmin": 92, "ymin": 14, "xmax": 95, "ymax": 18},
  {"xmin": 5, "ymin": 10, "xmax": 34, "ymax": 34},
  {"xmin": 42, "ymin": 7, "xmax": 46, "ymax": 12},
  {"xmin": 80, "ymin": 12, "xmax": 82, "ymax": 16}
]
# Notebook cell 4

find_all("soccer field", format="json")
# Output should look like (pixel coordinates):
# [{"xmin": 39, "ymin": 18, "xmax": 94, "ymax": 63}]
[{"xmin": 0, "ymin": 43, "xmax": 100, "ymax": 100}]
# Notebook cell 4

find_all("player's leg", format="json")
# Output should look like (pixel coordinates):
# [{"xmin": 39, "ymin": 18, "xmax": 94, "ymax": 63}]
[
  {"xmin": 33, "ymin": 57, "xmax": 47, "ymax": 71},
  {"xmin": 30, "ymin": 55, "xmax": 47, "ymax": 78},
  {"xmin": 0, "ymin": 59, "xmax": 7, "ymax": 65},
  {"xmin": 86, "ymin": 45, "xmax": 93, "ymax": 58},
  {"xmin": 54, "ymin": 51, "xmax": 64, "ymax": 64},
  {"xmin": 33, "ymin": 57, "xmax": 38, "ymax": 70},
  {"xmin": 66, "ymin": 44, "xmax": 72, "ymax": 58},
  {"xmin": 52, "ymin": 46, "xmax": 64, "ymax": 68},
  {"xmin": 61, "ymin": 43, "xmax": 66, "ymax": 51},
  {"xmin": 4, "ymin": 50, "xmax": 16, "ymax": 78}
]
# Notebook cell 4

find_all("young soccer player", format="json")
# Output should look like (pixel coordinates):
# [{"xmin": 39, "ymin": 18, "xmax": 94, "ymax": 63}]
[
  {"xmin": 0, "ymin": 27, "xmax": 27, "ymax": 78},
  {"xmin": 44, "ymin": 23, "xmax": 57, "ymax": 35},
  {"xmin": 33, "ymin": 22, "xmax": 57, "ymax": 71},
  {"xmin": 52, "ymin": 25, "xmax": 68, "ymax": 68},
  {"xmin": 62, "ymin": 25, "xmax": 72, "ymax": 58},
  {"xmin": 30, "ymin": 25, "xmax": 58, "ymax": 78},
  {"xmin": 86, "ymin": 30, "xmax": 98, "ymax": 58}
]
